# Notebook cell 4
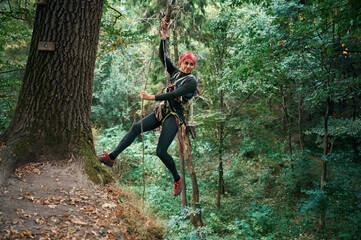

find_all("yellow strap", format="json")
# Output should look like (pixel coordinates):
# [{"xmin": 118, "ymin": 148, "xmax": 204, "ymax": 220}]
[{"xmin": 161, "ymin": 111, "xmax": 183, "ymax": 126}]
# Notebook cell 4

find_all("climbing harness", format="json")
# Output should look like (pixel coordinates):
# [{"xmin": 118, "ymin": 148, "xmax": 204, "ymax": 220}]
[
  {"xmin": 154, "ymin": 71, "xmax": 197, "ymax": 124},
  {"xmin": 167, "ymin": 72, "xmax": 198, "ymax": 103}
]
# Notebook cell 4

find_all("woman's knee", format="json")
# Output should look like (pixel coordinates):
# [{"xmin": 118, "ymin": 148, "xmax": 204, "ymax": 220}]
[
  {"xmin": 130, "ymin": 123, "xmax": 142, "ymax": 135},
  {"xmin": 156, "ymin": 147, "xmax": 167, "ymax": 159}
]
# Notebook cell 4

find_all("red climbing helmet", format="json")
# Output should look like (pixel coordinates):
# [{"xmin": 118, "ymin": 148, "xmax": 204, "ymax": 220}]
[{"xmin": 180, "ymin": 52, "xmax": 197, "ymax": 66}]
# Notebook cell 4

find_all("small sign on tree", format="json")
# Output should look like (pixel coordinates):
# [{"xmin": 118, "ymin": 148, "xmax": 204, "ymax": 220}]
[
  {"xmin": 38, "ymin": 41, "xmax": 55, "ymax": 51},
  {"xmin": 35, "ymin": 0, "xmax": 47, "ymax": 5}
]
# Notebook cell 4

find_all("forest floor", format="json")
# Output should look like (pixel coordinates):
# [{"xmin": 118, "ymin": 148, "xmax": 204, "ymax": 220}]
[{"xmin": 0, "ymin": 160, "xmax": 164, "ymax": 240}]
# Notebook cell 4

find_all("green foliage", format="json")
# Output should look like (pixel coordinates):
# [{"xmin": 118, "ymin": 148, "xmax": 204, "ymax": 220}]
[
  {"xmin": 92, "ymin": 0, "xmax": 159, "ymax": 128},
  {"xmin": 0, "ymin": 72, "xmax": 21, "ymax": 131},
  {"xmin": 227, "ymin": 202, "xmax": 276, "ymax": 239},
  {"xmin": 279, "ymin": 153, "xmax": 314, "ymax": 198},
  {"xmin": 92, "ymin": 53, "xmax": 140, "ymax": 128},
  {"xmin": 305, "ymin": 118, "xmax": 361, "ymax": 150},
  {"xmin": 165, "ymin": 208, "xmax": 216, "ymax": 240},
  {"xmin": 0, "ymin": 1, "xmax": 34, "ymax": 131}
]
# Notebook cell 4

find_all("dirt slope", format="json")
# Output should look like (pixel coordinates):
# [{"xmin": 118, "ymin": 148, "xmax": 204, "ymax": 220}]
[{"xmin": 0, "ymin": 160, "xmax": 164, "ymax": 240}]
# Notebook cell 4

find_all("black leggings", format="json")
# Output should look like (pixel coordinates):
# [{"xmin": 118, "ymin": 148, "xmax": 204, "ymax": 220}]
[{"xmin": 110, "ymin": 112, "xmax": 180, "ymax": 180}]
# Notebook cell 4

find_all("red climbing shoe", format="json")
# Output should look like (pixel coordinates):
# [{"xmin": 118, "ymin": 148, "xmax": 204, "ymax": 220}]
[
  {"xmin": 173, "ymin": 174, "xmax": 183, "ymax": 196},
  {"xmin": 97, "ymin": 151, "xmax": 114, "ymax": 167}
]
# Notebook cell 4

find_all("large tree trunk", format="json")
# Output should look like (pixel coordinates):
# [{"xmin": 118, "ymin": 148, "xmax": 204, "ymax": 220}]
[{"xmin": 0, "ymin": 0, "xmax": 112, "ymax": 185}]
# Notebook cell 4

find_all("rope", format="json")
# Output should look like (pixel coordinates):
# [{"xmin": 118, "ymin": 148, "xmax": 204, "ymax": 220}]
[
  {"xmin": 140, "ymin": 38, "xmax": 157, "ymax": 202},
  {"xmin": 162, "ymin": 39, "xmax": 169, "ymax": 88},
  {"xmin": 158, "ymin": 10, "xmax": 170, "ymax": 88},
  {"xmin": 140, "ymin": 14, "xmax": 166, "ymax": 201}
]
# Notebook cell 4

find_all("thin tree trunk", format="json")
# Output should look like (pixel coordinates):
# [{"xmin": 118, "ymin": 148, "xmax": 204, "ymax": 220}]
[
  {"xmin": 217, "ymin": 90, "xmax": 225, "ymax": 207},
  {"xmin": 0, "ymin": 0, "xmax": 110, "ymax": 185},
  {"xmin": 321, "ymin": 98, "xmax": 331, "ymax": 190},
  {"xmin": 183, "ymin": 125, "xmax": 203, "ymax": 228},
  {"xmin": 280, "ymin": 85, "xmax": 294, "ymax": 169},
  {"xmin": 182, "ymin": 105, "xmax": 203, "ymax": 228},
  {"xmin": 178, "ymin": 131, "xmax": 187, "ymax": 208},
  {"xmin": 164, "ymin": 0, "xmax": 173, "ymax": 57},
  {"xmin": 351, "ymin": 97, "xmax": 360, "ymax": 162},
  {"xmin": 173, "ymin": 20, "xmax": 179, "ymax": 65},
  {"xmin": 319, "ymin": 97, "xmax": 332, "ymax": 231},
  {"xmin": 298, "ymin": 96, "xmax": 304, "ymax": 151}
]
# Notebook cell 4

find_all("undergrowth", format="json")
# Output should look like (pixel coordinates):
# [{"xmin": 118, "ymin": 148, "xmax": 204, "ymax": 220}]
[{"xmin": 94, "ymin": 126, "xmax": 361, "ymax": 240}]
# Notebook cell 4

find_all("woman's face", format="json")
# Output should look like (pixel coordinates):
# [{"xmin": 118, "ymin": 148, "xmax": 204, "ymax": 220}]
[{"xmin": 180, "ymin": 59, "xmax": 195, "ymax": 74}]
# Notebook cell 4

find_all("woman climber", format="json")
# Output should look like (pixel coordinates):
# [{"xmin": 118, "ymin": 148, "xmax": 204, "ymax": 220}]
[{"xmin": 97, "ymin": 20, "xmax": 198, "ymax": 196}]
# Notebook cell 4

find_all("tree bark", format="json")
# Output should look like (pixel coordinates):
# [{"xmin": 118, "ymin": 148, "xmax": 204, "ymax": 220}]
[
  {"xmin": 280, "ymin": 85, "xmax": 294, "ymax": 169},
  {"xmin": 0, "ymin": 0, "xmax": 112, "ymax": 185},
  {"xmin": 173, "ymin": 20, "xmax": 179, "ymax": 65},
  {"xmin": 319, "ymin": 97, "xmax": 332, "ymax": 231},
  {"xmin": 178, "ymin": 131, "xmax": 187, "ymax": 208},
  {"xmin": 298, "ymin": 96, "xmax": 304, "ymax": 151},
  {"xmin": 216, "ymin": 90, "xmax": 225, "ymax": 207},
  {"xmin": 183, "ymin": 125, "xmax": 203, "ymax": 228},
  {"xmin": 351, "ymin": 97, "xmax": 360, "ymax": 162},
  {"xmin": 182, "ymin": 105, "xmax": 203, "ymax": 228},
  {"xmin": 321, "ymin": 98, "xmax": 332, "ymax": 190}
]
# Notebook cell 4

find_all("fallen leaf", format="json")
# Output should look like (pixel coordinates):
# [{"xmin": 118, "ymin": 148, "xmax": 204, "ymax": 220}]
[
  {"xmin": 116, "ymin": 209, "xmax": 124, "ymax": 217},
  {"xmin": 21, "ymin": 231, "xmax": 34, "ymax": 238},
  {"xmin": 108, "ymin": 233, "xmax": 116, "ymax": 240},
  {"xmin": 13, "ymin": 196, "xmax": 24, "ymax": 200},
  {"xmin": 35, "ymin": 218, "xmax": 47, "ymax": 225},
  {"xmin": 96, "ymin": 219, "xmax": 106, "ymax": 227},
  {"xmin": 50, "ymin": 216, "xmax": 60, "ymax": 223},
  {"xmin": 16, "ymin": 209, "xmax": 25, "ymax": 214},
  {"xmin": 12, "ymin": 218, "xmax": 20, "ymax": 224},
  {"xmin": 69, "ymin": 199, "xmax": 79, "ymax": 205},
  {"xmin": 102, "ymin": 203, "xmax": 117, "ymax": 209},
  {"xmin": 67, "ymin": 227, "xmax": 77, "ymax": 233},
  {"xmin": 48, "ymin": 205, "xmax": 57, "ymax": 209},
  {"xmin": 61, "ymin": 214, "xmax": 71, "ymax": 220},
  {"xmin": 70, "ymin": 217, "xmax": 88, "ymax": 226}
]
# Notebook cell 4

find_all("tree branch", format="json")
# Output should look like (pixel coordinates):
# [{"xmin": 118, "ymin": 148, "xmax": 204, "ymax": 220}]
[
  {"xmin": 0, "ymin": 69, "xmax": 25, "ymax": 74},
  {"xmin": 105, "ymin": 5, "xmax": 123, "ymax": 26}
]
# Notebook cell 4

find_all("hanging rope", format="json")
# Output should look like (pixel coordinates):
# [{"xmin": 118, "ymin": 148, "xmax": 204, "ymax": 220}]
[
  {"xmin": 140, "ymin": 13, "xmax": 166, "ymax": 202},
  {"xmin": 140, "ymin": 41, "xmax": 156, "ymax": 202},
  {"xmin": 160, "ymin": 11, "xmax": 169, "ymax": 87}
]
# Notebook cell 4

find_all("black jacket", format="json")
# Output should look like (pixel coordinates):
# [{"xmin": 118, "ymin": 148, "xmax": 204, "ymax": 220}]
[{"xmin": 155, "ymin": 39, "xmax": 197, "ymax": 120}]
